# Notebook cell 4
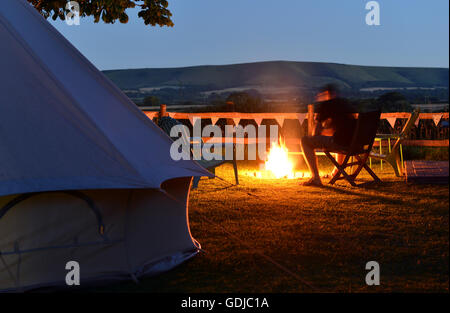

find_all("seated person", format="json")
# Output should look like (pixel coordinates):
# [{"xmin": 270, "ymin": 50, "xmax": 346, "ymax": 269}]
[{"xmin": 300, "ymin": 84, "xmax": 357, "ymax": 186}]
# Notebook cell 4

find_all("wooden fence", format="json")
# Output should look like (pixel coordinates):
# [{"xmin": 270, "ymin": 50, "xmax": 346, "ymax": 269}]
[{"xmin": 143, "ymin": 105, "xmax": 449, "ymax": 147}]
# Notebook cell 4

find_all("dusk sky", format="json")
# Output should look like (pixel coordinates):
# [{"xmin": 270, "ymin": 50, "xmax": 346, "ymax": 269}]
[{"xmin": 50, "ymin": 0, "xmax": 449, "ymax": 70}]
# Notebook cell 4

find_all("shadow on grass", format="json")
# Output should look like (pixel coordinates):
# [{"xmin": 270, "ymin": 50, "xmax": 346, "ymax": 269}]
[{"xmin": 321, "ymin": 184, "xmax": 404, "ymax": 205}]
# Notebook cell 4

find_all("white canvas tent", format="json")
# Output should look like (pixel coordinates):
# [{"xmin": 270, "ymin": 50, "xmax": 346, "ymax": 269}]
[{"xmin": 0, "ymin": 0, "xmax": 211, "ymax": 292}]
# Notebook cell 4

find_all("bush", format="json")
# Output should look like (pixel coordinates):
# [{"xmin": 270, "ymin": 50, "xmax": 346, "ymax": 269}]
[{"xmin": 403, "ymin": 146, "xmax": 449, "ymax": 161}]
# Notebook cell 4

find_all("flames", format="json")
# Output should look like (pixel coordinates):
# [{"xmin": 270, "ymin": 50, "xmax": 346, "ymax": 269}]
[
  {"xmin": 243, "ymin": 138, "xmax": 313, "ymax": 179},
  {"xmin": 264, "ymin": 140, "xmax": 295, "ymax": 179}
]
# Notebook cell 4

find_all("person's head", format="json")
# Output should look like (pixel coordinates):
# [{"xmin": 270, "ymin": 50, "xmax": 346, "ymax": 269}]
[{"xmin": 315, "ymin": 84, "xmax": 338, "ymax": 102}]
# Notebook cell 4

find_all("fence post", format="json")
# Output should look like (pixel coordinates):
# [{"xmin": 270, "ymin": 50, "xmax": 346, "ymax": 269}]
[
  {"xmin": 307, "ymin": 104, "xmax": 314, "ymax": 136},
  {"xmin": 225, "ymin": 101, "xmax": 235, "ymax": 126},
  {"xmin": 159, "ymin": 104, "xmax": 167, "ymax": 118}
]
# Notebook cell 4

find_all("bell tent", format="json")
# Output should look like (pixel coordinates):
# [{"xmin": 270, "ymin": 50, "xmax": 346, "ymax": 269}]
[{"xmin": 0, "ymin": 0, "xmax": 211, "ymax": 291}]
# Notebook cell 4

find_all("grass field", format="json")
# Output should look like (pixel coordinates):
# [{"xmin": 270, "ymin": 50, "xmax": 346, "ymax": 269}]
[{"xmin": 100, "ymin": 159, "xmax": 449, "ymax": 293}]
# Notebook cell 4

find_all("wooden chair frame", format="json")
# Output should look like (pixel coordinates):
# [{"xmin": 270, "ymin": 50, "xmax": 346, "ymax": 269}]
[
  {"xmin": 369, "ymin": 109, "xmax": 420, "ymax": 177},
  {"xmin": 156, "ymin": 116, "xmax": 239, "ymax": 189},
  {"xmin": 192, "ymin": 140, "xmax": 239, "ymax": 188},
  {"xmin": 325, "ymin": 111, "xmax": 382, "ymax": 187}
]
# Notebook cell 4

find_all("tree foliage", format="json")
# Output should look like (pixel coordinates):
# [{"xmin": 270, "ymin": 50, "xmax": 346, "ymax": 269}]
[
  {"xmin": 27, "ymin": 0, "xmax": 173, "ymax": 26},
  {"xmin": 376, "ymin": 92, "xmax": 413, "ymax": 112},
  {"xmin": 350, "ymin": 91, "xmax": 414, "ymax": 113},
  {"xmin": 226, "ymin": 91, "xmax": 264, "ymax": 112},
  {"xmin": 142, "ymin": 95, "xmax": 160, "ymax": 106}
]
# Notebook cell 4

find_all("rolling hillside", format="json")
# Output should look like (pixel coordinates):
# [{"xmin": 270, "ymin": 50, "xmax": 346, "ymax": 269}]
[{"xmin": 103, "ymin": 61, "xmax": 449, "ymax": 91}]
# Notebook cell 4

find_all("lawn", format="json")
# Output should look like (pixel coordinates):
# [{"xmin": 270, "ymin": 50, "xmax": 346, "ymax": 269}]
[{"xmin": 100, "ymin": 159, "xmax": 449, "ymax": 293}]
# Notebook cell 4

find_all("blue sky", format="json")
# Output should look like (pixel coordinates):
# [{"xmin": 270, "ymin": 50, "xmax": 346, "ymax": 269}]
[{"xmin": 50, "ymin": 0, "xmax": 449, "ymax": 70}]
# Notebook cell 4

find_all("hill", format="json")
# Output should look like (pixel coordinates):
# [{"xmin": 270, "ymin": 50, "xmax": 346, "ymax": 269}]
[
  {"xmin": 103, "ymin": 61, "xmax": 448, "ymax": 90},
  {"xmin": 102, "ymin": 61, "xmax": 449, "ymax": 104}
]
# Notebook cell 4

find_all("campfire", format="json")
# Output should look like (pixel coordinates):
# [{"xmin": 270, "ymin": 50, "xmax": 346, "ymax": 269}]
[
  {"xmin": 244, "ymin": 139, "xmax": 312, "ymax": 179},
  {"xmin": 265, "ymin": 140, "xmax": 295, "ymax": 178}
]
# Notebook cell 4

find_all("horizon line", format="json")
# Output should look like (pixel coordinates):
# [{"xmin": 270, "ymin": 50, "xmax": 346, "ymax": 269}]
[{"xmin": 101, "ymin": 59, "xmax": 450, "ymax": 72}]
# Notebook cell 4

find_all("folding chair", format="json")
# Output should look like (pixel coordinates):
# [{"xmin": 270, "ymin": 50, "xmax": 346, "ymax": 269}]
[
  {"xmin": 369, "ymin": 109, "xmax": 420, "ymax": 177},
  {"xmin": 157, "ymin": 116, "xmax": 239, "ymax": 189},
  {"xmin": 191, "ymin": 136, "xmax": 239, "ymax": 188},
  {"xmin": 325, "ymin": 111, "xmax": 382, "ymax": 187}
]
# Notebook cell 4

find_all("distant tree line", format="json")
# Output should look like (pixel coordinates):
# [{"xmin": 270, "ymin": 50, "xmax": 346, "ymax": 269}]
[
  {"xmin": 350, "ymin": 92, "xmax": 413, "ymax": 113},
  {"xmin": 135, "ymin": 89, "xmax": 448, "ymax": 114},
  {"xmin": 197, "ymin": 91, "xmax": 416, "ymax": 113}
]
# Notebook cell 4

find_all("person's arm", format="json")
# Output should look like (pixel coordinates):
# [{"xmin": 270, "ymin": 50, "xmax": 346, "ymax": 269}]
[
  {"xmin": 313, "ymin": 103, "xmax": 324, "ymax": 136},
  {"xmin": 312, "ymin": 121, "xmax": 323, "ymax": 136},
  {"xmin": 320, "ymin": 118, "xmax": 335, "ymax": 136},
  {"xmin": 321, "ymin": 118, "xmax": 333, "ymax": 129}
]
